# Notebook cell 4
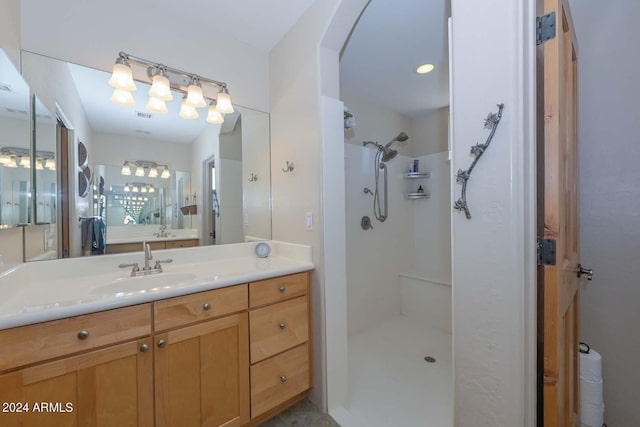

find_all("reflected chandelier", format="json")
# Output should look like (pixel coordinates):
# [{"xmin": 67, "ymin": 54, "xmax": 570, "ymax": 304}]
[{"xmin": 108, "ymin": 51, "xmax": 233, "ymax": 124}]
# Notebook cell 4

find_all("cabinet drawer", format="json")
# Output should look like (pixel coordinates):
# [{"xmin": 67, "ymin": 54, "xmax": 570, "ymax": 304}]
[
  {"xmin": 250, "ymin": 296, "xmax": 308, "ymax": 363},
  {"xmin": 165, "ymin": 239, "xmax": 199, "ymax": 249},
  {"xmin": 0, "ymin": 304, "xmax": 152, "ymax": 372},
  {"xmin": 249, "ymin": 272, "xmax": 308, "ymax": 308},
  {"xmin": 154, "ymin": 284, "xmax": 248, "ymax": 331},
  {"xmin": 250, "ymin": 343, "xmax": 310, "ymax": 419}
]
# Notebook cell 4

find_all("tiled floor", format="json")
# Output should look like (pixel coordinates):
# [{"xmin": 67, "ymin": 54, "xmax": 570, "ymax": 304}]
[{"xmin": 258, "ymin": 399, "xmax": 340, "ymax": 427}]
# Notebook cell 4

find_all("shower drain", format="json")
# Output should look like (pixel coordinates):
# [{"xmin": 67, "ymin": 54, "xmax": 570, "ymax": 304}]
[{"xmin": 424, "ymin": 356, "xmax": 436, "ymax": 363}]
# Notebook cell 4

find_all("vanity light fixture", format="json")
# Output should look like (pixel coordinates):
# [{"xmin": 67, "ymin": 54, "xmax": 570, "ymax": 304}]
[
  {"xmin": 179, "ymin": 95, "xmax": 199, "ymax": 120},
  {"xmin": 185, "ymin": 77, "xmax": 207, "ymax": 108},
  {"xmin": 121, "ymin": 162, "xmax": 132, "ymax": 176},
  {"xmin": 109, "ymin": 51, "xmax": 233, "ymax": 123},
  {"xmin": 148, "ymin": 186, "xmax": 155, "ymax": 193},
  {"xmin": 206, "ymin": 100, "xmax": 224, "ymax": 124},
  {"xmin": 160, "ymin": 167, "xmax": 171, "ymax": 179},
  {"xmin": 1, "ymin": 147, "xmax": 55, "ymax": 170},
  {"xmin": 121, "ymin": 160, "xmax": 170, "ymax": 178},
  {"xmin": 123, "ymin": 184, "xmax": 131, "ymax": 192}
]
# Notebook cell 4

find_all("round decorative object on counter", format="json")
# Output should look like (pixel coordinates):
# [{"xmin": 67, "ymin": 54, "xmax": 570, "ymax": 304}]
[{"xmin": 255, "ymin": 242, "xmax": 271, "ymax": 258}]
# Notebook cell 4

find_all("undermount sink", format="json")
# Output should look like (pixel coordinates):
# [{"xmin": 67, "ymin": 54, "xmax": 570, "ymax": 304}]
[{"xmin": 91, "ymin": 272, "xmax": 197, "ymax": 295}]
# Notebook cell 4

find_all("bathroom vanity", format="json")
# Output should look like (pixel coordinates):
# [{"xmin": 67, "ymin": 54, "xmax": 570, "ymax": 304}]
[{"xmin": 0, "ymin": 241, "xmax": 313, "ymax": 426}]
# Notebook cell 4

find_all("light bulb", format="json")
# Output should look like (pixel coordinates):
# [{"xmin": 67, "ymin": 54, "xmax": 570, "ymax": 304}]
[
  {"xmin": 148, "ymin": 72, "xmax": 172, "ymax": 101},
  {"xmin": 179, "ymin": 97, "xmax": 199, "ymax": 119},
  {"xmin": 146, "ymin": 96, "xmax": 168, "ymax": 114},
  {"xmin": 111, "ymin": 89, "xmax": 135, "ymax": 106},
  {"xmin": 161, "ymin": 167, "xmax": 171, "ymax": 179},
  {"xmin": 135, "ymin": 165, "xmax": 145, "ymax": 177},
  {"xmin": 215, "ymin": 87, "xmax": 234, "ymax": 114},
  {"xmin": 207, "ymin": 103, "xmax": 224, "ymax": 124},
  {"xmin": 108, "ymin": 59, "xmax": 136, "ymax": 91},
  {"xmin": 121, "ymin": 163, "xmax": 132, "ymax": 176},
  {"xmin": 185, "ymin": 79, "xmax": 206, "ymax": 108}
]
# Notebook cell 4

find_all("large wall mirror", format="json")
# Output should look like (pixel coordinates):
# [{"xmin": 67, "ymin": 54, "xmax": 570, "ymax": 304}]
[{"xmin": 13, "ymin": 50, "xmax": 271, "ymax": 260}]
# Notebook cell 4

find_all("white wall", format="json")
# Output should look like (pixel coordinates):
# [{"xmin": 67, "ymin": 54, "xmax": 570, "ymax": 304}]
[
  {"xmin": 450, "ymin": 0, "xmax": 536, "ymax": 425},
  {"xmin": 344, "ymin": 144, "xmax": 412, "ymax": 334},
  {"xmin": 411, "ymin": 107, "xmax": 449, "ymax": 157},
  {"xmin": 240, "ymin": 108, "xmax": 271, "ymax": 241},
  {"xmin": 0, "ymin": 0, "xmax": 20, "ymax": 68},
  {"xmin": 19, "ymin": 0, "xmax": 269, "ymax": 112},
  {"xmin": 569, "ymin": 1, "xmax": 640, "ymax": 425},
  {"xmin": 342, "ymin": 91, "xmax": 413, "ymax": 156}
]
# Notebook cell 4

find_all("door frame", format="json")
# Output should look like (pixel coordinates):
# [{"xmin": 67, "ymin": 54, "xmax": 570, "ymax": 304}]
[{"xmin": 201, "ymin": 154, "xmax": 216, "ymax": 246}]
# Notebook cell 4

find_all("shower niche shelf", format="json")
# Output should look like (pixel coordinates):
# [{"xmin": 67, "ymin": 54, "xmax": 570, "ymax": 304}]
[
  {"xmin": 403, "ymin": 172, "xmax": 430, "ymax": 179},
  {"xmin": 404, "ymin": 192, "xmax": 431, "ymax": 200}
]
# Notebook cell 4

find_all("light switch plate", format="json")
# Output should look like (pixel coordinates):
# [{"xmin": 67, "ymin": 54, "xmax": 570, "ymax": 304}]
[{"xmin": 305, "ymin": 212, "xmax": 313, "ymax": 231}]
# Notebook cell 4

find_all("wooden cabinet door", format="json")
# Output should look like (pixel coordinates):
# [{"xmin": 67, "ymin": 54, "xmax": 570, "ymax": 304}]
[
  {"xmin": 155, "ymin": 313, "xmax": 249, "ymax": 427},
  {"xmin": 0, "ymin": 338, "xmax": 153, "ymax": 427}
]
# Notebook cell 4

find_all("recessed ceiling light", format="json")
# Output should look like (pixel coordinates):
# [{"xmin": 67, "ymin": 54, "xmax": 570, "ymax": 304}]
[{"xmin": 416, "ymin": 63, "xmax": 435, "ymax": 74}]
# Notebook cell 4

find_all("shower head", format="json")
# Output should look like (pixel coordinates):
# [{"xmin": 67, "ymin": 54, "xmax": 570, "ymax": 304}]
[
  {"xmin": 385, "ymin": 132, "xmax": 409, "ymax": 148},
  {"xmin": 381, "ymin": 148, "xmax": 398, "ymax": 162}
]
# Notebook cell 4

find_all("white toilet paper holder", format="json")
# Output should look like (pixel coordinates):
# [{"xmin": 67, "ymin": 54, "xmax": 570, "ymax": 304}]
[{"xmin": 579, "ymin": 342, "xmax": 590, "ymax": 354}]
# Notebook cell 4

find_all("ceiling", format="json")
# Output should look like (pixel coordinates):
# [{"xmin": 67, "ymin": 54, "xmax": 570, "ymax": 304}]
[{"xmin": 340, "ymin": 0, "xmax": 450, "ymax": 117}]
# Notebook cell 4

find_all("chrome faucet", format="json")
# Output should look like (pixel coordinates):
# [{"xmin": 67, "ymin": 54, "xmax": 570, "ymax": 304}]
[
  {"xmin": 118, "ymin": 242, "xmax": 173, "ymax": 276},
  {"xmin": 154, "ymin": 224, "xmax": 168, "ymax": 238},
  {"xmin": 143, "ymin": 242, "xmax": 153, "ymax": 271}
]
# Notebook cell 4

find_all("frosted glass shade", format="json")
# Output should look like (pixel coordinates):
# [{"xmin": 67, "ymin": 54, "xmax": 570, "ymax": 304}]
[
  {"xmin": 148, "ymin": 167, "xmax": 158, "ymax": 178},
  {"xmin": 179, "ymin": 101, "xmax": 199, "ymax": 119},
  {"xmin": 108, "ymin": 62, "xmax": 136, "ymax": 91},
  {"xmin": 160, "ymin": 167, "xmax": 171, "ymax": 179},
  {"xmin": 185, "ymin": 84, "xmax": 206, "ymax": 108},
  {"xmin": 19, "ymin": 157, "xmax": 30, "ymax": 168},
  {"xmin": 44, "ymin": 158, "xmax": 56, "ymax": 170},
  {"xmin": 146, "ymin": 96, "xmax": 168, "ymax": 114},
  {"xmin": 206, "ymin": 105, "xmax": 224, "ymax": 124},
  {"xmin": 135, "ymin": 166, "xmax": 145, "ymax": 177},
  {"xmin": 215, "ymin": 90, "xmax": 234, "ymax": 114},
  {"xmin": 148, "ymin": 74, "xmax": 173, "ymax": 101},
  {"xmin": 111, "ymin": 89, "xmax": 135, "ymax": 106},
  {"xmin": 0, "ymin": 154, "xmax": 11, "ymax": 164}
]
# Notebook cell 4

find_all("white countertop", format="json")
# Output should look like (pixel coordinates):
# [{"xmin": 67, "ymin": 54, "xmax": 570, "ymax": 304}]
[{"xmin": 0, "ymin": 241, "xmax": 313, "ymax": 330}]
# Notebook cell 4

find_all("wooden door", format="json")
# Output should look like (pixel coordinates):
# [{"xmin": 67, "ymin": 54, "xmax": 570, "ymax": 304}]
[
  {"xmin": 540, "ymin": 0, "xmax": 581, "ymax": 425},
  {"xmin": 155, "ymin": 313, "xmax": 250, "ymax": 427},
  {"xmin": 0, "ymin": 338, "xmax": 153, "ymax": 427}
]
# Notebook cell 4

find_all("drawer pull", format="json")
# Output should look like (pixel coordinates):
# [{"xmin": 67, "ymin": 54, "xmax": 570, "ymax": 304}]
[
  {"xmin": 203, "ymin": 303, "xmax": 212, "ymax": 311},
  {"xmin": 157, "ymin": 339, "xmax": 167, "ymax": 348},
  {"xmin": 280, "ymin": 375, "xmax": 287, "ymax": 383},
  {"xmin": 140, "ymin": 343, "xmax": 150, "ymax": 353},
  {"xmin": 279, "ymin": 286, "xmax": 286, "ymax": 293},
  {"xmin": 279, "ymin": 322, "xmax": 286, "ymax": 330},
  {"xmin": 77, "ymin": 330, "xmax": 90, "ymax": 340}
]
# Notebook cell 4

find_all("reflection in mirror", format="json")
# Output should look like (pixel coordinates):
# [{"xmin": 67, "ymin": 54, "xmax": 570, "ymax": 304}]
[
  {"xmin": 20, "ymin": 51, "xmax": 271, "ymax": 258},
  {"xmin": 0, "ymin": 49, "xmax": 31, "ymax": 229}
]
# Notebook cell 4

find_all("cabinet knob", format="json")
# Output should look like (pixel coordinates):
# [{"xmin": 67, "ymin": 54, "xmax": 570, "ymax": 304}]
[
  {"xmin": 278, "ymin": 286, "xmax": 286, "ymax": 293},
  {"xmin": 157, "ymin": 339, "xmax": 167, "ymax": 348},
  {"xmin": 77, "ymin": 330, "xmax": 90, "ymax": 340},
  {"xmin": 280, "ymin": 375, "xmax": 287, "ymax": 383},
  {"xmin": 140, "ymin": 343, "xmax": 150, "ymax": 353},
  {"xmin": 203, "ymin": 303, "xmax": 212, "ymax": 311},
  {"xmin": 279, "ymin": 322, "xmax": 286, "ymax": 330}
]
